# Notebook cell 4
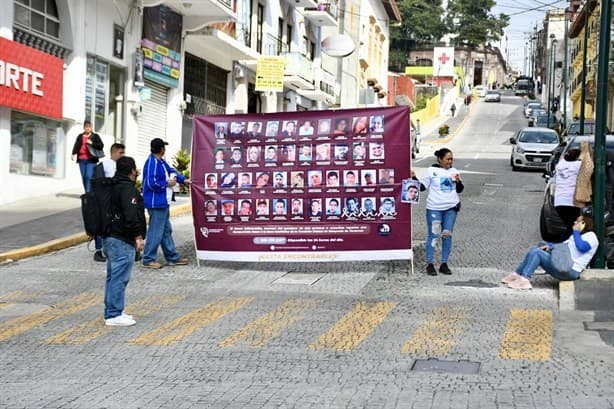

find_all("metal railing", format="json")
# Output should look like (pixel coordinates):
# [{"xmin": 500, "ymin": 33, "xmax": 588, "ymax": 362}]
[{"xmin": 263, "ymin": 33, "xmax": 289, "ymax": 56}]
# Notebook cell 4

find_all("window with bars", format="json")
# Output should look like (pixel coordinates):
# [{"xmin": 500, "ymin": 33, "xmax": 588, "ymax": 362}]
[{"xmin": 14, "ymin": 0, "xmax": 60, "ymax": 39}]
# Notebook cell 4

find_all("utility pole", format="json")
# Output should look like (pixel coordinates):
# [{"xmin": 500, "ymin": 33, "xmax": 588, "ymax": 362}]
[
  {"xmin": 592, "ymin": 0, "xmax": 611, "ymax": 268},
  {"xmin": 563, "ymin": 9, "xmax": 569, "ymax": 130},
  {"xmin": 579, "ymin": 0, "xmax": 591, "ymax": 135}
]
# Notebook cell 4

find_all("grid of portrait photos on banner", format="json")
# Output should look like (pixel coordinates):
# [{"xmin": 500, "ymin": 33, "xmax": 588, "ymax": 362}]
[{"xmin": 204, "ymin": 113, "xmax": 400, "ymax": 222}]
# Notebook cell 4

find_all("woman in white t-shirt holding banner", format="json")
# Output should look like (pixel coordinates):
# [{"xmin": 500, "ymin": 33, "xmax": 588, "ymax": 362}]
[{"xmin": 411, "ymin": 148, "xmax": 464, "ymax": 276}]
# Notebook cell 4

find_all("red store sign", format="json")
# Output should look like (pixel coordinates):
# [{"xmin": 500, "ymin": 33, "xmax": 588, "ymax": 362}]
[{"xmin": 0, "ymin": 37, "xmax": 63, "ymax": 120}]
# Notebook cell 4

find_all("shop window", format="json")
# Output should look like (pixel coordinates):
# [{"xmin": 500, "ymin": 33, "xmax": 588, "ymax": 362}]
[
  {"xmin": 84, "ymin": 55, "xmax": 124, "ymax": 139},
  {"xmin": 10, "ymin": 111, "xmax": 65, "ymax": 178}
]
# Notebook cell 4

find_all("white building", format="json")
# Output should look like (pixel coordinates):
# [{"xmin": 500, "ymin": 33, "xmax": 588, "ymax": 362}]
[{"xmin": 1, "ymin": 0, "xmax": 399, "ymax": 205}]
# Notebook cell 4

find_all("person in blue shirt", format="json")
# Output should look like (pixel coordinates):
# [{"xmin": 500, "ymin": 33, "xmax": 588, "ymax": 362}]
[{"xmin": 141, "ymin": 138, "xmax": 191, "ymax": 269}]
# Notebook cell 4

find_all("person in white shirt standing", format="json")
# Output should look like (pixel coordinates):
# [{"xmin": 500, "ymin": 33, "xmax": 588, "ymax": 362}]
[
  {"xmin": 92, "ymin": 143, "xmax": 126, "ymax": 262},
  {"xmin": 411, "ymin": 148, "xmax": 464, "ymax": 276},
  {"xmin": 553, "ymin": 147, "xmax": 582, "ymax": 241}
]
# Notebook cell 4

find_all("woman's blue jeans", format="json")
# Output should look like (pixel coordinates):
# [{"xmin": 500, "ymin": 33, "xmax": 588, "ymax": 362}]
[
  {"xmin": 77, "ymin": 159, "xmax": 96, "ymax": 193},
  {"xmin": 516, "ymin": 246, "xmax": 581, "ymax": 280},
  {"xmin": 142, "ymin": 207, "xmax": 180, "ymax": 265},
  {"xmin": 103, "ymin": 237, "xmax": 135, "ymax": 319},
  {"xmin": 425, "ymin": 207, "xmax": 458, "ymax": 264}
]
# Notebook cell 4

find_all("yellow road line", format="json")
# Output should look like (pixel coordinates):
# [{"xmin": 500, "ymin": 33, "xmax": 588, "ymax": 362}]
[
  {"xmin": 0, "ymin": 291, "xmax": 44, "ymax": 311},
  {"xmin": 499, "ymin": 309, "xmax": 552, "ymax": 361},
  {"xmin": 0, "ymin": 293, "xmax": 100, "ymax": 342},
  {"xmin": 220, "ymin": 299, "xmax": 316, "ymax": 348},
  {"xmin": 131, "ymin": 297, "xmax": 254, "ymax": 346},
  {"xmin": 44, "ymin": 295, "xmax": 185, "ymax": 345},
  {"xmin": 309, "ymin": 301, "xmax": 396, "ymax": 352},
  {"xmin": 401, "ymin": 306, "xmax": 466, "ymax": 356}
]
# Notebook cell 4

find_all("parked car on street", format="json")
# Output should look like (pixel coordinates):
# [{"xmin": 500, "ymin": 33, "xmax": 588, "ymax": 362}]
[
  {"xmin": 474, "ymin": 85, "xmax": 487, "ymax": 98},
  {"xmin": 524, "ymin": 101, "xmax": 542, "ymax": 118},
  {"xmin": 561, "ymin": 120, "xmax": 596, "ymax": 138},
  {"xmin": 528, "ymin": 108, "xmax": 547, "ymax": 126},
  {"xmin": 510, "ymin": 127, "xmax": 560, "ymax": 171},
  {"xmin": 533, "ymin": 114, "xmax": 559, "ymax": 131},
  {"xmin": 539, "ymin": 134, "xmax": 614, "ymax": 242},
  {"xmin": 484, "ymin": 90, "xmax": 501, "ymax": 102}
]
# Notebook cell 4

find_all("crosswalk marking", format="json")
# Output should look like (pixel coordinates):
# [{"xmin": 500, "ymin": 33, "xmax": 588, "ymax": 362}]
[
  {"xmin": 220, "ymin": 299, "xmax": 316, "ymax": 348},
  {"xmin": 499, "ymin": 309, "xmax": 552, "ymax": 361},
  {"xmin": 309, "ymin": 301, "xmax": 396, "ymax": 352},
  {"xmin": 44, "ymin": 295, "xmax": 185, "ymax": 345},
  {"xmin": 0, "ymin": 290, "xmax": 44, "ymax": 311},
  {"xmin": 0, "ymin": 293, "xmax": 100, "ymax": 342},
  {"xmin": 401, "ymin": 306, "xmax": 466, "ymax": 355},
  {"xmin": 131, "ymin": 297, "xmax": 254, "ymax": 346}
]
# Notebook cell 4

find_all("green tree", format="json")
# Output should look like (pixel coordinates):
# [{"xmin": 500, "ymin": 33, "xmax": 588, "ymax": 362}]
[
  {"xmin": 392, "ymin": 0, "xmax": 446, "ymax": 45},
  {"xmin": 390, "ymin": 0, "xmax": 446, "ymax": 72},
  {"xmin": 445, "ymin": 0, "xmax": 509, "ymax": 48}
]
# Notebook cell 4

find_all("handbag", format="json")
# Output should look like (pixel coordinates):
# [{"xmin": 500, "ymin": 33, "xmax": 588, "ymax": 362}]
[
  {"xmin": 574, "ymin": 141, "xmax": 593, "ymax": 206},
  {"xmin": 87, "ymin": 144, "xmax": 105, "ymax": 159},
  {"xmin": 550, "ymin": 242, "xmax": 573, "ymax": 272}
]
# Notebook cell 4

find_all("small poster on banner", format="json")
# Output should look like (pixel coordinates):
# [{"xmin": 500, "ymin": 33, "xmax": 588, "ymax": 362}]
[{"xmin": 401, "ymin": 179, "xmax": 420, "ymax": 204}]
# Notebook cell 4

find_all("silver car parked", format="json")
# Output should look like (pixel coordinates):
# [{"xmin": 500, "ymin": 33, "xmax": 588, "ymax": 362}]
[{"xmin": 509, "ymin": 127, "xmax": 560, "ymax": 171}]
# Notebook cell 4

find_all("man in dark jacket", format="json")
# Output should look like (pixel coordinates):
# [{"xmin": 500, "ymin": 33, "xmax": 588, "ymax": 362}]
[{"xmin": 103, "ymin": 156, "xmax": 146, "ymax": 326}]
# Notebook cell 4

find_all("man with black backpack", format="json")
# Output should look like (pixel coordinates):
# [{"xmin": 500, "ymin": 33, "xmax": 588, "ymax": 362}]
[{"xmin": 102, "ymin": 156, "xmax": 146, "ymax": 326}]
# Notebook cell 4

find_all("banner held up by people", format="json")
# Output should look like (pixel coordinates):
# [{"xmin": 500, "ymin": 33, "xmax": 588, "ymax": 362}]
[{"xmin": 191, "ymin": 106, "xmax": 412, "ymax": 262}]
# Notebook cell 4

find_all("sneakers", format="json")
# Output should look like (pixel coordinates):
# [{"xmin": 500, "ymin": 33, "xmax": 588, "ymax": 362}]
[
  {"xmin": 105, "ymin": 314, "xmax": 136, "ymax": 326},
  {"xmin": 501, "ymin": 272, "xmax": 521, "ymax": 284},
  {"xmin": 166, "ymin": 258, "xmax": 188, "ymax": 266},
  {"xmin": 93, "ymin": 250, "xmax": 106, "ymax": 262},
  {"xmin": 426, "ymin": 263, "xmax": 437, "ymax": 276},
  {"xmin": 142, "ymin": 262, "xmax": 163, "ymax": 269},
  {"xmin": 439, "ymin": 263, "xmax": 452, "ymax": 275},
  {"xmin": 121, "ymin": 312, "xmax": 134, "ymax": 320},
  {"xmin": 507, "ymin": 276, "xmax": 532, "ymax": 290}
]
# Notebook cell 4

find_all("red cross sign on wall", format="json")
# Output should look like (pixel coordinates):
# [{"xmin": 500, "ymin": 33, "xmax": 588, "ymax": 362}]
[{"xmin": 438, "ymin": 53, "xmax": 450, "ymax": 64}]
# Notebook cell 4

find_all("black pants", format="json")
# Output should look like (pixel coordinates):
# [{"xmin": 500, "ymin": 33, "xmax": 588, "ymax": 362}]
[{"xmin": 555, "ymin": 205, "xmax": 581, "ymax": 242}]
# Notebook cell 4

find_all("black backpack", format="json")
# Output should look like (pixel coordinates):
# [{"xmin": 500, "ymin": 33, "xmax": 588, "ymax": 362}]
[{"xmin": 80, "ymin": 176, "xmax": 116, "ymax": 238}]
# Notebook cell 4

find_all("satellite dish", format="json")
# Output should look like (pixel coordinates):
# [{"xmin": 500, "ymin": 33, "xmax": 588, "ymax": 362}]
[{"xmin": 321, "ymin": 34, "xmax": 356, "ymax": 58}]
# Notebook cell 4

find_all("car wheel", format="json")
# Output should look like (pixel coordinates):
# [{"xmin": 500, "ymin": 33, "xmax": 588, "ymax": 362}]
[{"xmin": 510, "ymin": 157, "xmax": 518, "ymax": 171}]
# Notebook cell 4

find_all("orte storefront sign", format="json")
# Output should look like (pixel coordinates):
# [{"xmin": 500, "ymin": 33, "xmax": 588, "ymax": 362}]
[{"xmin": 0, "ymin": 37, "xmax": 63, "ymax": 119}]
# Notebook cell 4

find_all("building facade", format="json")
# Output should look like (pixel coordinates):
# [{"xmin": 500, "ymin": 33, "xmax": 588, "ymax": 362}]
[{"xmin": 1, "ymin": 0, "xmax": 400, "ymax": 205}]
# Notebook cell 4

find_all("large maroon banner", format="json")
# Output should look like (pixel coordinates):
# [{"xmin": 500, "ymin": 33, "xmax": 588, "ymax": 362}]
[{"xmin": 191, "ymin": 106, "xmax": 412, "ymax": 262}]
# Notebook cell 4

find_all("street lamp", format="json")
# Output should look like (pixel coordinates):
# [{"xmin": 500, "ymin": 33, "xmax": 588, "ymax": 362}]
[{"xmin": 547, "ymin": 34, "xmax": 557, "ymax": 129}]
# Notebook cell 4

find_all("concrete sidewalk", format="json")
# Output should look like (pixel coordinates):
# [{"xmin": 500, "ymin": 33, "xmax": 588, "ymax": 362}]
[{"xmin": 0, "ymin": 188, "xmax": 191, "ymax": 263}]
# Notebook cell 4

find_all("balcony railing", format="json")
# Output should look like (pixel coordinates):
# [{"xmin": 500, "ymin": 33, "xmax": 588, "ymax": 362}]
[
  {"xmin": 282, "ymin": 52, "xmax": 314, "ymax": 83},
  {"xmin": 263, "ymin": 33, "xmax": 290, "ymax": 56}
]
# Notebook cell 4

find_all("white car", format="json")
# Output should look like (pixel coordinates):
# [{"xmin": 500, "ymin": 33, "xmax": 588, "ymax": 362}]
[
  {"xmin": 509, "ymin": 127, "xmax": 560, "ymax": 171},
  {"xmin": 474, "ymin": 85, "xmax": 487, "ymax": 98},
  {"xmin": 484, "ymin": 90, "xmax": 501, "ymax": 102}
]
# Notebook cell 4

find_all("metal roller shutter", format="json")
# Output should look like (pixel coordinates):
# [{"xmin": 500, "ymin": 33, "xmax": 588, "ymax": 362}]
[{"xmin": 136, "ymin": 80, "xmax": 168, "ymax": 166}]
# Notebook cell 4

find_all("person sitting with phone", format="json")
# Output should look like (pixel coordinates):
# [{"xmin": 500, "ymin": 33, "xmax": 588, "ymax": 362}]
[{"xmin": 501, "ymin": 214, "xmax": 598, "ymax": 290}]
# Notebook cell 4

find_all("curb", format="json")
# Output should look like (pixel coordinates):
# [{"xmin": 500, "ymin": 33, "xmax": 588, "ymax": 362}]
[
  {"xmin": 558, "ymin": 269, "xmax": 613, "ymax": 311},
  {"xmin": 0, "ymin": 202, "xmax": 192, "ymax": 264}
]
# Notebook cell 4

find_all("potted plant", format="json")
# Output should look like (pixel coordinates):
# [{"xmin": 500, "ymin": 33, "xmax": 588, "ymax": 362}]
[
  {"xmin": 172, "ymin": 149, "xmax": 191, "ymax": 195},
  {"xmin": 438, "ymin": 124, "xmax": 450, "ymax": 136}
]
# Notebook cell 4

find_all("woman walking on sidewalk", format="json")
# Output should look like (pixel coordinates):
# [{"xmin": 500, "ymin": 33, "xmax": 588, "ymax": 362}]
[{"xmin": 411, "ymin": 148, "xmax": 464, "ymax": 276}]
